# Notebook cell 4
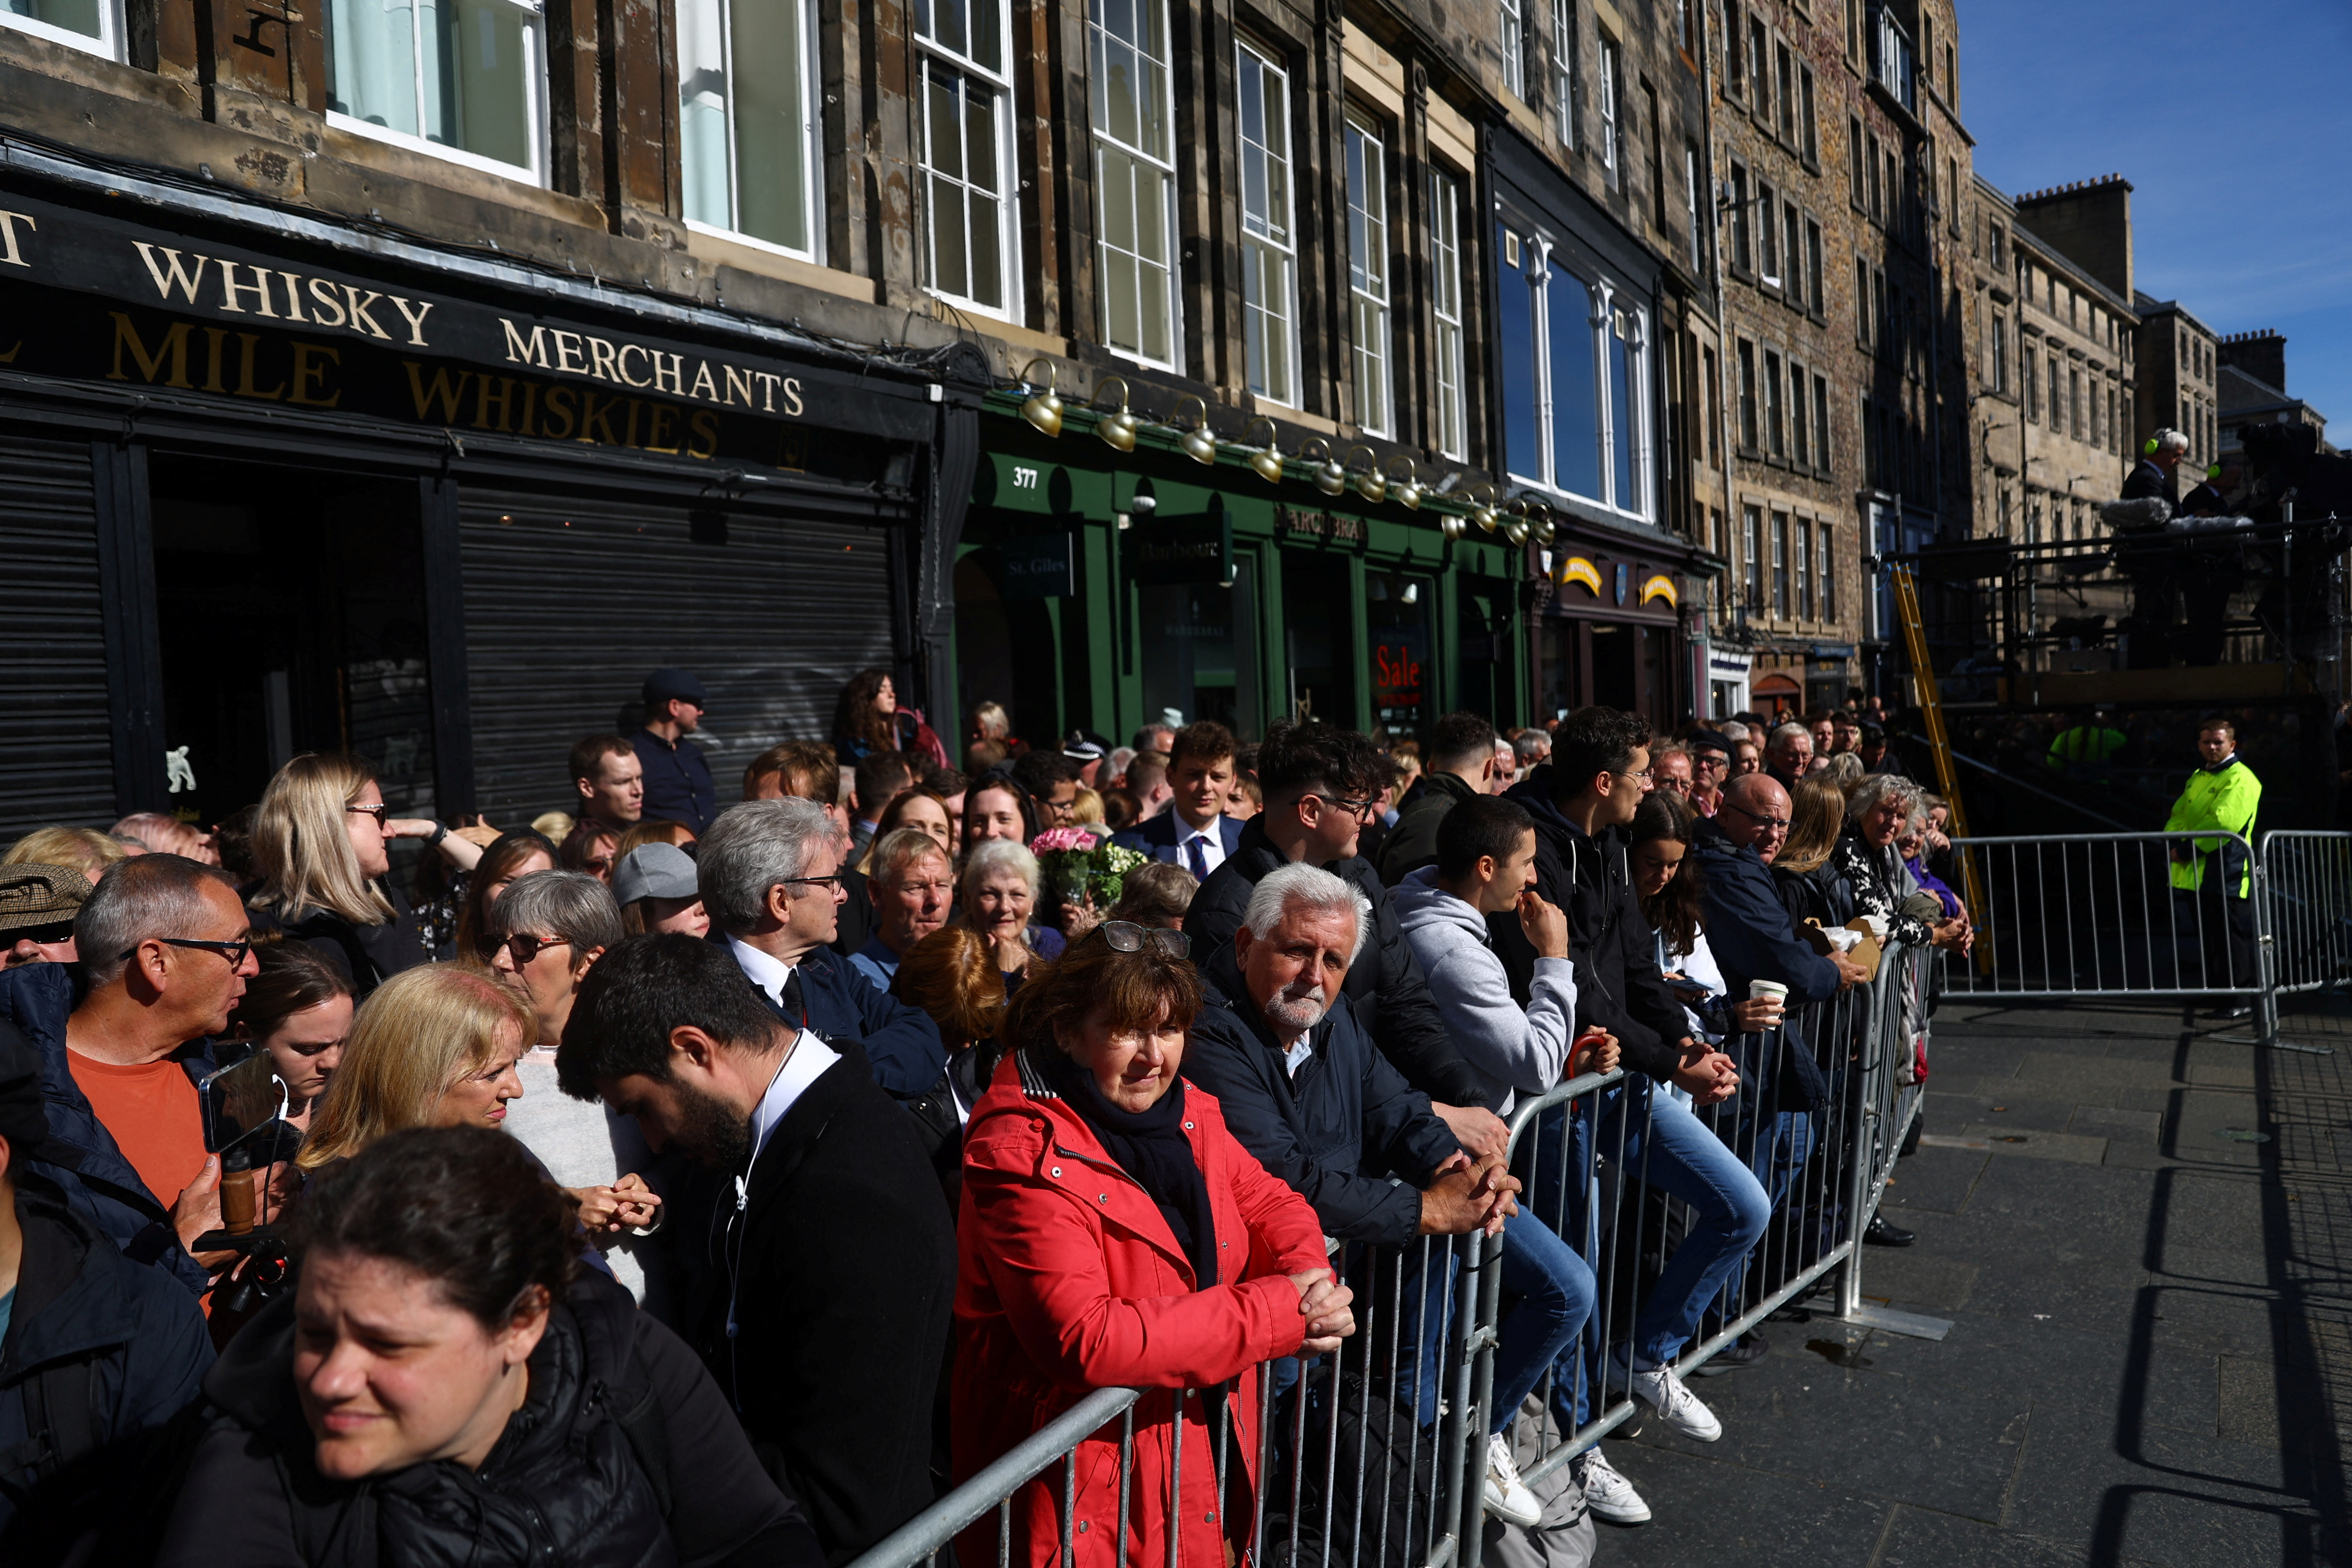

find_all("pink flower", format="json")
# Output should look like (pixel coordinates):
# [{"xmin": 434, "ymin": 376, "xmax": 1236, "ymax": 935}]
[{"xmin": 1029, "ymin": 827, "xmax": 1099, "ymax": 854}]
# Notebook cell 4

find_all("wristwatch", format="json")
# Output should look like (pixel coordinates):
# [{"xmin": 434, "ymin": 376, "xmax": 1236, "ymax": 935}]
[{"xmin": 425, "ymin": 821, "xmax": 449, "ymax": 848}]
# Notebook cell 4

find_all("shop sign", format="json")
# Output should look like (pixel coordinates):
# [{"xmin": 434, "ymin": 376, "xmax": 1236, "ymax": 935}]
[
  {"xmin": 1554, "ymin": 555, "xmax": 1603, "ymax": 594},
  {"xmin": 1127, "ymin": 511, "xmax": 1234, "ymax": 587},
  {"xmin": 1641, "ymin": 574, "xmax": 1678, "ymax": 607},
  {"xmin": 0, "ymin": 190, "xmax": 932, "ymax": 471},
  {"xmin": 1276, "ymin": 505, "xmax": 1367, "ymax": 544},
  {"xmin": 1371, "ymin": 627, "xmax": 1427, "ymax": 721},
  {"xmin": 998, "ymin": 532, "xmax": 1077, "ymax": 597}
]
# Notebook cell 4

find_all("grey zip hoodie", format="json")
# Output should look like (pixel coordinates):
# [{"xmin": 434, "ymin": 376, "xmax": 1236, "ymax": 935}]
[{"xmin": 1390, "ymin": 866, "xmax": 1579, "ymax": 1117}]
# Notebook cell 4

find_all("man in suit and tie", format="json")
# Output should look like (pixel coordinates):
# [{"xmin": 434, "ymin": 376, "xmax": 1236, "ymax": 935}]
[
  {"xmin": 562, "ymin": 932, "xmax": 956, "ymax": 1564},
  {"xmin": 1110, "ymin": 720, "xmax": 1245, "ymax": 877},
  {"xmin": 697, "ymin": 798, "xmax": 946, "ymax": 1098}
]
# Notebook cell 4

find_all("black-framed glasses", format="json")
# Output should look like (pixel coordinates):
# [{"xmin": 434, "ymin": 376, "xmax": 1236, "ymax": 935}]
[
  {"xmin": 117, "ymin": 935, "xmax": 254, "ymax": 967},
  {"xmin": 475, "ymin": 931, "xmax": 573, "ymax": 966},
  {"xmin": 345, "ymin": 802, "xmax": 388, "ymax": 824},
  {"xmin": 1719, "ymin": 801, "xmax": 1791, "ymax": 832},
  {"xmin": 1310, "ymin": 792, "xmax": 1380, "ymax": 819},
  {"xmin": 1093, "ymin": 920, "xmax": 1191, "ymax": 959}
]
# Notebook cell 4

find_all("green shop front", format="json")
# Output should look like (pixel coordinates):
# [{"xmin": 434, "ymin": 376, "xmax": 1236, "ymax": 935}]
[{"xmin": 955, "ymin": 401, "xmax": 1527, "ymax": 746}]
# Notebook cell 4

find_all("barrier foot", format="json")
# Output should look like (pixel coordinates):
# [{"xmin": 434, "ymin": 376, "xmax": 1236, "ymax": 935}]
[
  {"xmin": 1837, "ymin": 1303, "xmax": 1953, "ymax": 1341},
  {"xmin": 2211, "ymin": 1033, "xmax": 2335, "ymax": 1056}
]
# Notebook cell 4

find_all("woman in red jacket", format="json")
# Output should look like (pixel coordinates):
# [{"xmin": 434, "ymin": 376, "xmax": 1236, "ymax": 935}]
[{"xmin": 954, "ymin": 922, "xmax": 1352, "ymax": 1568}]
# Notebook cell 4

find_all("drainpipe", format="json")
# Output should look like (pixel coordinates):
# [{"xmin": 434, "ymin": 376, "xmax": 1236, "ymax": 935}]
[{"xmin": 1704, "ymin": 0, "xmax": 1737, "ymax": 710}]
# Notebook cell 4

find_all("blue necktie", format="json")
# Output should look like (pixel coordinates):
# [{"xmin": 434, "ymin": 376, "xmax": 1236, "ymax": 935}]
[{"xmin": 1187, "ymin": 833, "xmax": 1210, "ymax": 880}]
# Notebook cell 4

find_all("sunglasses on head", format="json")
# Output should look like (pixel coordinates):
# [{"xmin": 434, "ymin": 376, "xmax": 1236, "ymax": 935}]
[
  {"xmin": 475, "ymin": 931, "xmax": 573, "ymax": 966},
  {"xmin": 1092, "ymin": 920, "xmax": 1191, "ymax": 959}
]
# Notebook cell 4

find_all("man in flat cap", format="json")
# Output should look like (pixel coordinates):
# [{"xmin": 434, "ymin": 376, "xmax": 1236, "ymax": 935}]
[
  {"xmin": 1, "ymin": 864, "xmax": 91, "ymax": 969},
  {"xmin": 633, "ymin": 668, "xmax": 720, "ymax": 834}
]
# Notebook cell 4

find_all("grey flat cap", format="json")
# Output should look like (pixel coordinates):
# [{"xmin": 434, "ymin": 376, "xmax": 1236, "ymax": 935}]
[{"xmin": 614, "ymin": 842, "xmax": 699, "ymax": 905}]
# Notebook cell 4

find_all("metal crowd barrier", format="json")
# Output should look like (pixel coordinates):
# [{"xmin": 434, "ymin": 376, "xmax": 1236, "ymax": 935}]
[
  {"xmin": 850, "ymin": 949, "xmax": 1932, "ymax": 1568},
  {"xmin": 1938, "ymin": 832, "xmax": 2266, "ymax": 1002},
  {"xmin": 2260, "ymin": 831, "xmax": 2352, "ymax": 997}
]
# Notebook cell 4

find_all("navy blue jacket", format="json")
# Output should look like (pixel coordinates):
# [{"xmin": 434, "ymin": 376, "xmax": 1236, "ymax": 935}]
[
  {"xmin": 0, "ymin": 966, "xmax": 214, "ymax": 1299},
  {"xmin": 633, "ymin": 730, "xmax": 720, "ymax": 834},
  {"xmin": 1109, "ymin": 809, "xmax": 1245, "ymax": 867},
  {"xmin": 1186, "ymin": 818, "xmax": 1490, "ymax": 1108},
  {"xmin": 0, "ymin": 1169, "xmax": 214, "ymax": 1549},
  {"xmin": 721, "ymin": 940, "xmax": 946, "ymax": 1099},
  {"xmin": 1180, "ymin": 946, "xmax": 1461, "ymax": 1246},
  {"xmin": 1691, "ymin": 818, "xmax": 1840, "ymax": 1110}
]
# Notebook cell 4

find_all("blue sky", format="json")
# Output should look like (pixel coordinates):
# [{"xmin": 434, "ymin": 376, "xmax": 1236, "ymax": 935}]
[{"xmin": 1960, "ymin": 0, "xmax": 2352, "ymax": 436}]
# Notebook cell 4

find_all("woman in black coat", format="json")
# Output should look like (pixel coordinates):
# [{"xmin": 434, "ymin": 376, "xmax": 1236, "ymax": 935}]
[{"xmin": 161, "ymin": 1127, "xmax": 819, "ymax": 1568}]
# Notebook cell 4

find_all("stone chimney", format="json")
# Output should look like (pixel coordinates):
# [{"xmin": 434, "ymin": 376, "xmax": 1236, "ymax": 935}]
[
  {"xmin": 2013, "ymin": 174, "xmax": 2133, "ymax": 302},
  {"xmin": 2219, "ymin": 331, "xmax": 2287, "ymax": 393}
]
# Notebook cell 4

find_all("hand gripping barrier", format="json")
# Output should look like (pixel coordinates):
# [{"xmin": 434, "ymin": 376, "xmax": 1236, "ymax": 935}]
[{"xmin": 847, "ymin": 948, "xmax": 1935, "ymax": 1568}]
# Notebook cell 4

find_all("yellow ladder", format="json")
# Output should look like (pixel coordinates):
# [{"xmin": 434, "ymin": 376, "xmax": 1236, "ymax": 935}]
[{"xmin": 1890, "ymin": 563, "xmax": 1990, "ymax": 972}]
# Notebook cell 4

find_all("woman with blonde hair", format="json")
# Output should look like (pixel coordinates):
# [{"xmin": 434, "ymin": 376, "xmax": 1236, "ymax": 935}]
[
  {"xmin": 2, "ymin": 825, "xmax": 130, "ymax": 883},
  {"xmin": 247, "ymin": 753, "xmax": 485, "ymax": 997},
  {"xmin": 1772, "ymin": 775, "xmax": 1856, "ymax": 932},
  {"xmin": 296, "ymin": 965, "xmax": 534, "ymax": 1171}
]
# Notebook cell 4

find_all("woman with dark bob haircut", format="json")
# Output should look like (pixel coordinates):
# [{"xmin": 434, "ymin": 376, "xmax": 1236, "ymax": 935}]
[
  {"xmin": 951, "ymin": 924, "xmax": 1354, "ymax": 1568},
  {"xmin": 161, "ymin": 1126, "xmax": 821, "ymax": 1568}
]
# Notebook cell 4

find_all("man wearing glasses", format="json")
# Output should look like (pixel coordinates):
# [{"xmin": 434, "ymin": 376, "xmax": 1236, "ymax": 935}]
[
  {"xmin": 1687, "ymin": 730, "xmax": 1734, "ymax": 818},
  {"xmin": 698, "ymin": 798, "xmax": 946, "ymax": 1098},
  {"xmin": 1186, "ymin": 720, "xmax": 1506, "ymax": 1160},
  {"xmin": 0, "ymin": 855, "xmax": 257, "ymax": 1299}
]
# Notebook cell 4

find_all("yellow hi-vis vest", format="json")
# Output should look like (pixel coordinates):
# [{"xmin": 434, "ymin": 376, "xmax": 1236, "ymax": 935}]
[{"xmin": 2165, "ymin": 759, "xmax": 2260, "ymax": 896}]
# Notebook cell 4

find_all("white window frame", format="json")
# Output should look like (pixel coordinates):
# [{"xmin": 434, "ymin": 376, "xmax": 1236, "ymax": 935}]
[
  {"xmin": 326, "ymin": 0, "xmax": 550, "ymax": 187},
  {"xmin": 1236, "ymin": 39, "xmax": 1301, "ymax": 407},
  {"xmin": 1551, "ymin": 0, "xmax": 1577, "ymax": 146},
  {"xmin": 1596, "ymin": 33, "xmax": 1621, "ymax": 182},
  {"xmin": 1429, "ymin": 167, "xmax": 1469, "ymax": 460},
  {"xmin": 1506, "ymin": 239, "xmax": 1649, "ymax": 519},
  {"xmin": 1684, "ymin": 145, "xmax": 1703, "ymax": 273},
  {"xmin": 0, "ymin": 0, "xmax": 120, "ymax": 59},
  {"xmin": 914, "ymin": 0, "xmax": 1022, "ymax": 319},
  {"xmin": 1089, "ymin": 0, "xmax": 1182, "ymax": 370},
  {"xmin": 1500, "ymin": 0, "xmax": 1524, "ymax": 99},
  {"xmin": 678, "ymin": 0, "xmax": 825, "ymax": 260},
  {"xmin": 1344, "ymin": 111, "xmax": 1393, "ymax": 439}
]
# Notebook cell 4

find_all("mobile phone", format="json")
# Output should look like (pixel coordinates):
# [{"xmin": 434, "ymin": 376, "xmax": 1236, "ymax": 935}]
[{"xmin": 199, "ymin": 1045, "xmax": 292, "ymax": 1157}]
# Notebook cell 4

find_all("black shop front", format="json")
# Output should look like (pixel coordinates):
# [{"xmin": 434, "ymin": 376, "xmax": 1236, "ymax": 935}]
[{"xmin": 0, "ymin": 161, "xmax": 978, "ymax": 839}]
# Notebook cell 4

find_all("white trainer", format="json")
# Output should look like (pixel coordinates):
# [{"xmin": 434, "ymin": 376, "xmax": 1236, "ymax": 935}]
[
  {"xmin": 1572, "ymin": 1448, "xmax": 1651, "ymax": 1525},
  {"xmin": 1615, "ymin": 1350, "xmax": 1723, "ymax": 1442},
  {"xmin": 1482, "ymin": 1433, "xmax": 1542, "ymax": 1527}
]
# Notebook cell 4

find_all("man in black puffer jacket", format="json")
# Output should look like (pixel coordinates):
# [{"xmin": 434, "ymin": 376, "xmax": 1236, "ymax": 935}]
[
  {"xmin": 1187, "ymin": 721, "xmax": 1504, "ymax": 1158},
  {"xmin": 1374, "ymin": 712, "xmax": 1502, "ymax": 885}
]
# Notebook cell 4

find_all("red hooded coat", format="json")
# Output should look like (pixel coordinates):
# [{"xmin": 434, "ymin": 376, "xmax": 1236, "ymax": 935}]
[{"xmin": 952, "ymin": 1049, "xmax": 1329, "ymax": 1568}]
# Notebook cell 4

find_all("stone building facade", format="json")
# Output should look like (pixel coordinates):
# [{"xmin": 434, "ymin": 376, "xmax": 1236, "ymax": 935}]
[
  {"xmin": 1702, "ymin": 0, "xmax": 1978, "ymax": 716},
  {"xmin": 2008, "ymin": 217, "xmax": 2138, "ymax": 545}
]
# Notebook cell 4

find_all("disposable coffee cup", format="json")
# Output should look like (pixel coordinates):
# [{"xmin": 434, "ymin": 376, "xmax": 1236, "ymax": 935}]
[{"xmin": 1747, "ymin": 980, "xmax": 1789, "ymax": 1003}]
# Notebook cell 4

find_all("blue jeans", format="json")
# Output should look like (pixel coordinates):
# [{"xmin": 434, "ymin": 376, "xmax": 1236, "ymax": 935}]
[
  {"xmin": 1396, "ymin": 1208, "xmax": 1595, "ymax": 1436},
  {"xmin": 1554, "ymin": 1083, "xmax": 1772, "ymax": 1368}
]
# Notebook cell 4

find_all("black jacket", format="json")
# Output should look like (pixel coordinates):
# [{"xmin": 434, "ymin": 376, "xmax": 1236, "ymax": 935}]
[
  {"xmin": 162, "ymin": 1269, "xmax": 818, "ymax": 1568},
  {"xmin": 0, "ymin": 967, "xmax": 215, "ymax": 1299},
  {"xmin": 633, "ymin": 729, "xmax": 720, "ymax": 834},
  {"xmin": 723, "ymin": 940, "xmax": 947, "ymax": 1099},
  {"xmin": 1493, "ymin": 774, "xmax": 1689, "ymax": 1082},
  {"xmin": 1185, "ymin": 818, "xmax": 1490, "ymax": 1107},
  {"xmin": 705, "ymin": 1037, "xmax": 956, "ymax": 1564},
  {"xmin": 0, "ymin": 1170, "xmax": 214, "ymax": 1560},
  {"xmin": 249, "ymin": 887, "xmax": 430, "ymax": 1001},
  {"xmin": 2121, "ymin": 456, "xmax": 2178, "ymax": 511},
  {"xmin": 1773, "ymin": 857, "xmax": 1856, "ymax": 935},
  {"xmin": 1374, "ymin": 770, "xmax": 1483, "ymax": 886},
  {"xmin": 1179, "ymin": 946, "xmax": 1461, "ymax": 1247},
  {"xmin": 1691, "ymin": 819, "xmax": 1841, "ymax": 1111}
]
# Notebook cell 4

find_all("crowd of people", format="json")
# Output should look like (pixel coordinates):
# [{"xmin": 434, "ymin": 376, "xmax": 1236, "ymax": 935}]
[{"xmin": 0, "ymin": 668, "xmax": 1985, "ymax": 1567}]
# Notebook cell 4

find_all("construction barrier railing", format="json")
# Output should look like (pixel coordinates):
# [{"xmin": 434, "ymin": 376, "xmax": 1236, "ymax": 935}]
[{"xmin": 847, "ymin": 947, "xmax": 1932, "ymax": 1568}]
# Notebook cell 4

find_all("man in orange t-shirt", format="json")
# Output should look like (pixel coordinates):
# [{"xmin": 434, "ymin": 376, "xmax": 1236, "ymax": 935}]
[{"xmin": 62, "ymin": 856, "xmax": 257, "ymax": 1269}]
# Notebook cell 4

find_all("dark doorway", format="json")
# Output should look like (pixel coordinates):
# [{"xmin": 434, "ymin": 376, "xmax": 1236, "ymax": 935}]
[
  {"xmin": 1590, "ymin": 622, "xmax": 1636, "ymax": 710},
  {"xmin": 1281, "ymin": 551, "xmax": 1351, "ymax": 724},
  {"xmin": 147, "ymin": 455, "xmax": 436, "ymax": 831}
]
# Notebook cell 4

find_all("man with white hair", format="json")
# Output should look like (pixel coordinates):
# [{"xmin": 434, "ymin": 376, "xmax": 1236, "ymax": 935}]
[
  {"xmin": 1185, "ymin": 862, "xmax": 1570, "ymax": 1527},
  {"xmin": 2123, "ymin": 426, "xmax": 2190, "ymax": 513},
  {"xmin": 700, "ymin": 799, "xmax": 945, "ymax": 1097}
]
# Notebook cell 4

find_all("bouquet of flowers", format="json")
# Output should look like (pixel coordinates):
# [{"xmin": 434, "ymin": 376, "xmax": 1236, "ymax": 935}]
[{"xmin": 1030, "ymin": 827, "xmax": 1148, "ymax": 911}]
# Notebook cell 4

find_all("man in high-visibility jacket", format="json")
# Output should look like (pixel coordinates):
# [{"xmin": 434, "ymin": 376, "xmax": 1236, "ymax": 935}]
[{"xmin": 2165, "ymin": 718, "xmax": 2261, "ymax": 1014}]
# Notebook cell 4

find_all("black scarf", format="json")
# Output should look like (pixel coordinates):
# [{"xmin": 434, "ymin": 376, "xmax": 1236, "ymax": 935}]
[{"xmin": 1035, "ymin": 1047, "xmax": 1218, "ymax": 1288}]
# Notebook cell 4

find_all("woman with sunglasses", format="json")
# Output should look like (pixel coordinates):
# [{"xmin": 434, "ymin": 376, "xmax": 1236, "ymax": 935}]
[
  {"xmin": 952, "ymin": 920, "xmax": 1351, "ymax": 1568},
  {"xmin": 249, "ymin": 754, "xmax": 488, "ymax": 999}
]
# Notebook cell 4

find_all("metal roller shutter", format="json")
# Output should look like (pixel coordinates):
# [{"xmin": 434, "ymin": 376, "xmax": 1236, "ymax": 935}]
[
  {"xmin": 459, "ymin": 489, "xmax": 905, "ymax": 827},
  {"xmin": 0, "ymin": 436, "xmax": 113, "ymax": 838}
]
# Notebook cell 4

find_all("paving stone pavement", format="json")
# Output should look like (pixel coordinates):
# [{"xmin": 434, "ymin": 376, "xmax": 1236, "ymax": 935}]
[{"xmin": 1585, "ymin": 995, "xmax": 2352, "ymax": 1568}]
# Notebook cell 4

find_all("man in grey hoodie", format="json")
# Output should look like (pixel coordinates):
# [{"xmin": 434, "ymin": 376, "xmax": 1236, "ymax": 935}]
[{"xmin": 1392, "ymin": 795, "xmax": 1592, "ymax": 1116}]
